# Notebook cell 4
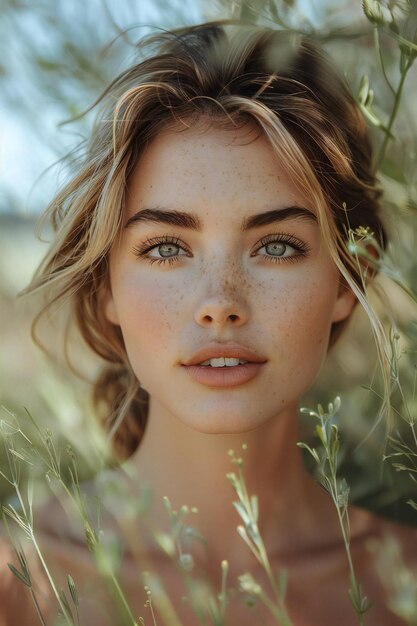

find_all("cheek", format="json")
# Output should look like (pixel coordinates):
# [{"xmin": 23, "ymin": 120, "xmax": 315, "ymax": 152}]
[
  {"xmin": 113, "ymin": 273, "xmax": 182, "ymax": 366},
  {"xmin": 259, "ymin": 269, "xmax": 338, "ymax": 360}
]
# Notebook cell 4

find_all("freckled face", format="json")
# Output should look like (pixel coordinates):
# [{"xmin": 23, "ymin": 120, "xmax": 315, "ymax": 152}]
[{"xmin": 105, "ymin": 123, "xmax": 355, "ymax": 433}]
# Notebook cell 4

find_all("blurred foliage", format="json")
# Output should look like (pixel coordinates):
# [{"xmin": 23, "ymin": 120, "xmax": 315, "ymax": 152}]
[
  {"xmin": 0, "ymin": 0, "xmax": 417, "ymax": 530},
  {"xmin": 0, "ymin": 0, "xmax": 202, "ymax": 211}
]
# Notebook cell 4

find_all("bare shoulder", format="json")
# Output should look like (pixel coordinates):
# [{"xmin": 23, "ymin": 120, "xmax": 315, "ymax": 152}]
[
  {"xmin": 356, "ymin": 505, "xmax": 417, "ymax": 556},
  {"xmin": 0, "ymin": 484, "xmax": 122, "ymax": 626},
  {"xmin": 361, "ymin": 508, "xmax": 417, "ymax": 577},
  {"xmin": 0, "ymin": 526, "xmax": 53, "ymax": 626},
  {"xmin": 346, "ymin": 504, "xmax": 417, "ymax": 619}
]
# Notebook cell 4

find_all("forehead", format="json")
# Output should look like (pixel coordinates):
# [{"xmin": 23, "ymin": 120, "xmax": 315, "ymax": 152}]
[{"xmin": 125, "ymin": 121, "xmax": 313, "ymax": 220}]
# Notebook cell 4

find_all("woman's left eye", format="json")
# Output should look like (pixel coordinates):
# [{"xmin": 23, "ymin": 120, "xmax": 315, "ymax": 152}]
[{"xmin": 255, "ymin": 235, "xmax": 310, "ymax": 262}]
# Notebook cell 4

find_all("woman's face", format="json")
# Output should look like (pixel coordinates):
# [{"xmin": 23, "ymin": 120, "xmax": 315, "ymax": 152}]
[{"xmin": 105, "ymin": 122, "xmax": 355, "ymax": 434}]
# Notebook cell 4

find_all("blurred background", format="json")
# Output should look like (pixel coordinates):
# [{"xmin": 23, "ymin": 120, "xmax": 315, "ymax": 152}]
[{"xmin": 0, "ymin": 0, "xmax": 416, "ymax": 522}]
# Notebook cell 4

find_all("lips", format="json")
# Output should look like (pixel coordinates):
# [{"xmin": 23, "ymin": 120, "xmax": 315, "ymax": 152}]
[{"xmin": 182, "ymin": 343, "xmax": 267, "ymax": 367}]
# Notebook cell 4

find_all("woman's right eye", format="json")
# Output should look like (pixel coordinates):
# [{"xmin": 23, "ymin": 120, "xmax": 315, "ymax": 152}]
[
  {"xmin": 150, "ymin": 242, "xmax": 185, "ymax": 258},
  {"xmin": 132, "ymin": 236, "xmax": 190, "ymax": 266}
]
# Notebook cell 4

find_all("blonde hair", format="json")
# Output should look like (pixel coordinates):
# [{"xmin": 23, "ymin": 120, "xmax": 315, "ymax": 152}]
[{"xmin": 26, "ymin": 21, "xmax": 387, "ymax": 458}]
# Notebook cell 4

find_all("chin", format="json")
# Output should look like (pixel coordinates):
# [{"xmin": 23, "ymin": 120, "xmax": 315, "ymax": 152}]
[
  {"xmin": 176, "ymin": 409, "xmax": 278, "ymax": 436},
  {"xmin": 191, "ymin": 423, "xmax": 259, "ymax": 436}
]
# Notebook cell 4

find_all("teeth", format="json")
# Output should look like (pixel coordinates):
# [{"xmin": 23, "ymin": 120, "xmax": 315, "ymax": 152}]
[{"xmin": 199, "ymin": 357, "xmax": 248, "ymax": 367}]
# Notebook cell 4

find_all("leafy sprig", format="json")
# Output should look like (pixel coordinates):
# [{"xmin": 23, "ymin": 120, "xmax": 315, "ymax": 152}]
[
  {"xmin": 298, "ymin": 398, "xmax": 372, "ymax": 625},
  {"xmin": 227, "ymin": 446, "xmax": 293, "ymax": 626}
]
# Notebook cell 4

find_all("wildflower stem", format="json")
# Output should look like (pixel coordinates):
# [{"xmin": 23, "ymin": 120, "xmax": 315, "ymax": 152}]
[
  {"xmin": 148, "ymin": 599, "xmax": 157, "ymax": 626},
  {"xmin": 228, "ymin": 449, "xmax": 293, "ymax": 626},
  {"xmin": 258, "ymin": 590, "xmax": 292, "ymax": 626},
  {"xmin": 29, "ymin": 588, "xmax": 48, "ymax": 626},
  {"xmin": 107, "ymin": 569, "xmax": 139, "ymax": 626},
  {"xmin": 410, "ymin": 422, "xmax": 417, "ymax": 449},
  {"xmin": 219, "ymin": 561, "xmax": 228, "ymax": 622},
  {"xmin": 373, "ymin": 28, "xmax": 395, "ymax": 95},
  {"xmin": 30, "ymin": 532, "xmax": 74, "ymax": 625},
  {"xmin": 236, "ymin": 466, "xmax": 277, "ymax": 597},
  {"xmin": 300, "ymin": 400, "xmax": 370, "ymax": 624},
  {"xmin": 331, "ymin": 475, "xmax": 356, "ymax": 588},
  {"xmin": 375, "ymin": 53, "xmax": 414, "ymax": 169},
  {"xmin": 49, "ymin": 452, "xmax": 139, "ymax": 625}
]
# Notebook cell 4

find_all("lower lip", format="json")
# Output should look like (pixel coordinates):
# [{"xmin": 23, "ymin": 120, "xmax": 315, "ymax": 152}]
[{"xmin": 182, "ymin": 363, "xmax": 265, "ymax": 388}]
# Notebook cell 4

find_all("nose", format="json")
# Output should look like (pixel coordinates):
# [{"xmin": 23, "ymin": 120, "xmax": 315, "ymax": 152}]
[{"xmin": 194, "ymin": 271, "xmax": 250, "ymax": 328}]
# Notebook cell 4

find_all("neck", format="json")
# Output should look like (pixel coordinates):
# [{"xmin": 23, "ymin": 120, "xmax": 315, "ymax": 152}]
[{"xmin": 130, "ymin": 399, "xmax": 338, "ymax": 572}]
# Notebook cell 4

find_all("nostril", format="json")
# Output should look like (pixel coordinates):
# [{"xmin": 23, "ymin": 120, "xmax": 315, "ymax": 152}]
[{"xmin": 202, "ymin": 313, "xmax": 239, "ymax": 324}]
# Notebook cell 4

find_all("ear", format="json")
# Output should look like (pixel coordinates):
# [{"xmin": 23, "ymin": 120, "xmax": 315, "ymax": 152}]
[
  {"xmin": 331, "ymin": 279, "xmax": 357, "ymax": 323},
  {"xmin": 102, "ymin": 285, "xmax": 120, "ymax": 326}
]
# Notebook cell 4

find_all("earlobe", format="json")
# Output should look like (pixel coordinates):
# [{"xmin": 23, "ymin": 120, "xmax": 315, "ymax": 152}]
[
  {"xmin": 103, "ymin": 288, "xmax": 120, "ymax": 325},
  {"xmin": 331, "ymin": 281, "xmax": 357, "ymax": 323}
]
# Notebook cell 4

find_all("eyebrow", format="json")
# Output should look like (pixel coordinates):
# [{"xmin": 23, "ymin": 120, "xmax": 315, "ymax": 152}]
[{"xmin": 124, "ymin": 206, "xmax": 317, "ymax": 231}]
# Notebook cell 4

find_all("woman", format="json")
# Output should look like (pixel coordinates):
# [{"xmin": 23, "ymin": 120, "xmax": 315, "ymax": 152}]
[{"xmin": 1, "ymin": 20, "xmax": 416, "ymax": 626}]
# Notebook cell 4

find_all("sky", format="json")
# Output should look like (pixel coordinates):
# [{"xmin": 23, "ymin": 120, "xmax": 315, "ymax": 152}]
[{"xmin": 0, "ymin": 0, "xmax": 204, "ymax": 215}]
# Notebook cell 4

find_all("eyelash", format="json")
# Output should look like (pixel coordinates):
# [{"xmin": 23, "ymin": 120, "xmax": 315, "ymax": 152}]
[
  {"xmin": 254, "ymin": 234, "xmax": 311, "ymax": 263},
  {"xmin": 132, "ymin": 233, "xmax": 311, "ymax": 266},
  {"xmin": 132, "ymin": 235, "xmax": 190, "ymax": 266}
]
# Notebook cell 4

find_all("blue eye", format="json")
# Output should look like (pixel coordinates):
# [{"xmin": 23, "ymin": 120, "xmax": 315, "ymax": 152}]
[
  {"xmin": 264, "ymin": 242, "xmax": 290, "ymax": 257},
  {"xmin": 256, "ymin": 234, "xmax": 310, "ymax": 263},
  {"xmin": 155, "ymin": 243, "xmax": 182, "ymax": 258},
  {"xmin": 133, "ymin": 235, "xmax": 190, "ymax": 265}
]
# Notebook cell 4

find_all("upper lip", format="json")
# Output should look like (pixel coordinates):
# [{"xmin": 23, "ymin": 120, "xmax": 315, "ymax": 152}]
[{"xmin": 182, "ymin": 343, "xmax": 267, "ymax": 366}]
